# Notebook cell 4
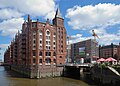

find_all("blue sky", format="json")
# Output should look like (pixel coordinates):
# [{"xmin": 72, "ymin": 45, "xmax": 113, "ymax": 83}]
[{"xmin": 0, "ymin": 0, "xmax": 120, "ymax": 61}]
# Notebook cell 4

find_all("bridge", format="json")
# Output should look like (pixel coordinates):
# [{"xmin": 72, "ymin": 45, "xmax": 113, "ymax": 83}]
[
  {"xmin": 57, "ymin": 63, "xmax": 93, "ymax": 68},
  {"xmin": 64, "ymin": 63, "xmax": 93, "ymax": 68},
  {"xmin": 59, "ymin": 63, "xmax": 93, "ymax": 78}
]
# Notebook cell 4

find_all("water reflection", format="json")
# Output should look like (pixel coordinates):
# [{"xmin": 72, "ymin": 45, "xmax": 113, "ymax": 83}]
[{"xmin": 0, "ymin": 66, "xmax": 97, "ymax": 86}]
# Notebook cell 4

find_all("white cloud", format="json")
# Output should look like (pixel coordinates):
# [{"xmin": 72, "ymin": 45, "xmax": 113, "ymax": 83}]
[
  {"xmin": 0, "ymin": 0, "xmax": 57, "ymax": 37},
  {"xmin": 66, "ymin": 3, "xmax": 120, "ymax": 30},
  {"xmin": 0, "ymin": 44, "xmax": 9, "ymax": 49},
  {"xmin": 117, "ymin": 30, "xmax": 120, "ymax": 36},
  {"xmin": 0, "ymin": 18, "xmax": 24, "ymax": 37},
  {"xmin": 69, "ymin": 34, "xmax": 92, "ymax": 44},
  {"xmin": 0, "ymin": 8, "xmax": 23, "ymax": 20},
  {"xmin": 98, "ymin": 34, "xmax": 120, "ymax": 45},
  {"xmin": 89, "ymin": 28, "xmax": 107, "ymax": 36},
  {"xmin": 70, "ymin": 30, "xmax": 120, "ymax": 45},
  {"xmin": 0, "ymin": 0, "xmax": 56, "ymax": 19}
]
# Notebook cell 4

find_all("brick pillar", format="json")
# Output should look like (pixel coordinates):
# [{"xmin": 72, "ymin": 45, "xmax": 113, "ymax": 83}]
[{"xmin": 36, "ymin": 27, "xmax": 39, "ymax": 65}]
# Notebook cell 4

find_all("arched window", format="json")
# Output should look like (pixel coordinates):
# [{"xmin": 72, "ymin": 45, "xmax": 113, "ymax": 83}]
[
  {"xmin": 59, "ymin": 56, "xmax": 62, "ymax": 58},
  {"xmin": 46, "ymin": 29, "xmax": 50, "ymax": 36},
  {"xmin": 47, "ymin": 31, "xmax": 50, "ymax": 35}
]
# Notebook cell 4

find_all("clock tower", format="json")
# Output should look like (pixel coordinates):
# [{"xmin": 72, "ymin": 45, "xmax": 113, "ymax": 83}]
[{"xmin": 53, "ymin": 8, "xmax": 67, "ymax": 64}]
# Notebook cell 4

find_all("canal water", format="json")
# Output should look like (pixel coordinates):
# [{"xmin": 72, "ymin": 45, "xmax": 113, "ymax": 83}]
[{"xmin": 0, "ymin": 66, "xmax": 98, "ymax": 86}]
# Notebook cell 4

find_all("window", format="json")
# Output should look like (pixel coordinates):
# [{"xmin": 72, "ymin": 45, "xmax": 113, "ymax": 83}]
[
  {"xmin": 33, "ymin": 51, "xmax": 36, "ymax": 56},
  {"xmin": 45, "ymin": 58, "xmax": 51, "ymax": 63},
  {"xmin": 47, "ymin": 31, "xmax": 50, "ymax": 35},
  {"xmin": 47, "ymin": 31, "xmax": 49, "ymax": 34},
  {"xmin": 40, "ymin": 46, "xmax": 42, "ymax": 49},
  {"xmin": 49, "ymin": 46, "xmax": 50, "ymax": 49},
  {"xmin": 46, "ymin": 36, "xmax": 50, "ymax": 39},
  {"xmin": 40, "ymin": 41, "xmax": 42, "ymax": 44},
  {"xmin": 33, "ymin": 45, "xmax": 36, "ymax": 48},
  {"xmin": 46, "ymin": 52, "xmax": 51, "ymax": 56},
  {"xmin": 33, "ymin": 59, "xmax": 36, "ymax": 63},
  {"xmin": 53, "ymin": 42, "xmax": 55, "ymax": 45},
  {"xmin": 53, "ymin": 59, "xmax": 56, "ymax": 63},
  {"xmin": 54, "ymin": 47, "xmax": 55, "ymax": 49},
  {"xmin": 46, "ymin": 46, "xmax": 48, "ymax": 49},
  {"xmin": 53, "ymin": 52, "xmax": 56, "ymax": 56},
  {"xmin": 33, "ymin": 40, "xmax": 36, "ymax": 44},
  {"xmin": 46, "ymin": 41, "xmax": 48, "ymax": 44},
  {"xmin": 39, "ymin": 59, "xmax": 42, "ymax": 63},
  {"xmin": 40, "ymin": 35, "xmax": 42, "ymax": 38},
  {"xmin": 39, "ymin": 52, "xmax": 42, "ymax": 56},
  {"xmin": 46, "ymin": 46, "xmax": 50, "ymax": 50},
  {"xmin": 59, "ymin": 56, "xmax": 62, "ymax": 58},
  {"xmin": 32, "ymin": 23, "xmax": 36, "ymax": 28},
  {"xmin": 39, "ymin": 30, "xmax": 42, "ymax": 34},
  {"xmin": 33, "ymin": 35, "xmax": 36, "ymax": 39}
]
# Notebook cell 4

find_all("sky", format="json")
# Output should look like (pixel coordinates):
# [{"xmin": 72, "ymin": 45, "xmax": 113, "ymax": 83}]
[{"xmin": 0, "ymin": 0, "xmax": 120, "ymax": 61}]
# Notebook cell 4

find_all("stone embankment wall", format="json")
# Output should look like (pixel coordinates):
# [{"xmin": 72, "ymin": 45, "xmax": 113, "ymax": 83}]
[
  {"xmin": 11, "ymin": 65, "xmax": 64, "ymax": 78},
  {"xmin": 91, "ymin": 66, "xmax": 120, "ymax": 85}
]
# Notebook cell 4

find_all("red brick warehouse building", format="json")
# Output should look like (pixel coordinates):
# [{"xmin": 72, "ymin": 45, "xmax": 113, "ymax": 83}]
[
  {"xmin": 4, "ymin": 8, "xmax": 67, "ymax": 78},
  {"xmin": 99, "ymin": 43, "xmax": 118, "ymax": 59}
]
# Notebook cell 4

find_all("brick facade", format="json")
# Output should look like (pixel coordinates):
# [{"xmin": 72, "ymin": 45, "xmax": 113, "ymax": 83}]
[
  {"xmin": 71, "ymin": 39, "xmax": 99, "ymax": 63},
  {"xmin": 4, "ymin": 8, "xmax": 67, "ymax": 78},
  {"xmin": 99, "ymin": 43, "xmax": 118, "ymax": 59}
]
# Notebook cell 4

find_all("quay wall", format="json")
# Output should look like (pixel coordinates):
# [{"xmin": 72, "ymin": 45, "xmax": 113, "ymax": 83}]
[
  {"xmin": 91, "ymin": 66, "xmax": 120, "ymax": 85},
  {"xmin": 11, "ymin": 65, "xmax": 64, "ymax": 78}
]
